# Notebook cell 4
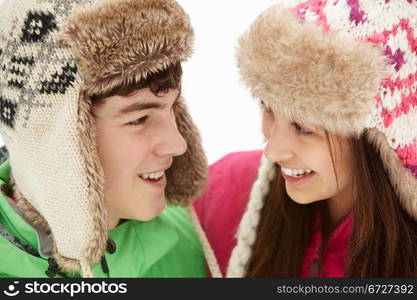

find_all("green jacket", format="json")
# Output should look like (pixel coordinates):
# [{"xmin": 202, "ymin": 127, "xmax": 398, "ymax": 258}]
[{"xmin": 0, "ymin": 161, "xmax": 206, "ymax": 278}]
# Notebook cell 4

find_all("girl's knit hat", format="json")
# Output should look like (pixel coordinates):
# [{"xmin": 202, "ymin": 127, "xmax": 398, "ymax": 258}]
[
  {"xmin": 0, "ymin": 0, "xmax": 220, "ymax": 277},
  {"xmin": 228, "ymin": 0, "xmax": 417, "ymax": 277}
]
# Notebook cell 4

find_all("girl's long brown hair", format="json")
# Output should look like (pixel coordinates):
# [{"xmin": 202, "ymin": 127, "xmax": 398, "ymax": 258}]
[{"xmin": 246, "ymin": 133, "xmax": 417, "ymax": 277}]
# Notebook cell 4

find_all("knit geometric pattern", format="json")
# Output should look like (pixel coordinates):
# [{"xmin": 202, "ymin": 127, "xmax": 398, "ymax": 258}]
[
  {"xmin": 0, "ymin": 0, "xmax": 97, "ymax": 262},
  {"xmin": 290, "ymin": 0, "xmax": 417, "ymax": 178}
]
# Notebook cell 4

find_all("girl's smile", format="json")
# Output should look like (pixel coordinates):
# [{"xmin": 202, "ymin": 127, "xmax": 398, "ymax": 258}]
[{"xmin": 281, "ymin": 167, "xmax": 316, "ymax": 184}]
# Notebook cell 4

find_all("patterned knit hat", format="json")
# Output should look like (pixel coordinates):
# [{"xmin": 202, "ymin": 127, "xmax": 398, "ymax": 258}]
[
  {"xmin": 228, "ymin": 0, "xmax": 417, "ymax": 277},
  {"xmin": 0, "ymin": 0, "xmax": 219, "ymax": 277}
]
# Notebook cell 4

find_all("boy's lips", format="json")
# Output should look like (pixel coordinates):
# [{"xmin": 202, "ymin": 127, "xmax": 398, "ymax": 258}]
[
  {"xmin": 137, "ymin": 162, "xmax": 172, "ymax": 189},
  {"xmin": 139, "ymin": 162, "xmax": 173, "ymax": 176},
  {"xmin": 138, "ymin": 173, "xmax": 167, "ymax": 189}
]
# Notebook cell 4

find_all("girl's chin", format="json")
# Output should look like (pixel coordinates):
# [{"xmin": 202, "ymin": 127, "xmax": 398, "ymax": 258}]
[{"xmin": 287, "ymin": 191, "xmax": 325, "ymax": 205}]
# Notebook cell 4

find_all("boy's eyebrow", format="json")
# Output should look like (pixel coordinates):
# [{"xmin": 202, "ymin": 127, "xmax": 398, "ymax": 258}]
[
  {"xmin": 115, "ymin": 92, "xmax": 181, "ymax": 118},
  {"xmin": 115, "ymin": 102, "xmax": 166, "ymax": 118}
]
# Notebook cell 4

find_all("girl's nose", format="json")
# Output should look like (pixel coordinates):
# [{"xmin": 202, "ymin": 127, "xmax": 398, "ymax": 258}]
[{"xmin": 263, "ymin": 123, "xmax": 295, "ymax": 163}]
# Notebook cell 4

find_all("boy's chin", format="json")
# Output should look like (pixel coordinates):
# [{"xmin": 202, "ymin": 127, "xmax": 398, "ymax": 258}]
[{"xmin": 133, "ymin": 201, "xmax": 167, "ymax": 222}]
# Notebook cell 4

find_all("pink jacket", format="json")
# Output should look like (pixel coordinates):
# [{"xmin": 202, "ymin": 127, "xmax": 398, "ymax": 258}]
[{"xmin": 194, "ymin": 150, "xmax": 354, "ymax": 277}]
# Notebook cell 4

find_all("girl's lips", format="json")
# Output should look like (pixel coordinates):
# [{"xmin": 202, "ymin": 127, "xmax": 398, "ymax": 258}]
[{"xmin": 281, "ymin": 169, "xmax": 316, "ymax": 184}]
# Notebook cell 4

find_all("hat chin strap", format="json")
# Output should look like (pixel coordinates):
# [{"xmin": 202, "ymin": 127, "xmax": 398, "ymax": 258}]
[
  {"xmin": 186, "ymin": 205, "xmax": 222, "ymax": 278},
  {"xmin": 227, "ymin": 155, "xmax": 276, "ymax": 278},
  {"xmin": 80, "ymin": 257, "xmax": 93, "ymax": 278}
]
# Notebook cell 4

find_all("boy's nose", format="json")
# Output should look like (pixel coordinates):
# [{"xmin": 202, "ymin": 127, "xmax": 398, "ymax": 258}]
[{"xmin": 154, "ymin": 119, "xmax": 187, "ymax": 158}]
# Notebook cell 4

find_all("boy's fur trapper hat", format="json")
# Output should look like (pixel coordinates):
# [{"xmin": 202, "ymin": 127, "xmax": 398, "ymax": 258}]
[
  {"xmin": 0, "ymin": 0, "xmax": 207, "ymax": 276},
  {"xmin": 228, "ymin": 0, "xmax": 417, "ymax": 277}
]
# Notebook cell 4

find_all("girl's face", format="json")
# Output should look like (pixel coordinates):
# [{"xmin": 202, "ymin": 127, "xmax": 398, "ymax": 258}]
[{"xmin": 261, "ymin": 103, "xmax": 356, "ymax": 207}]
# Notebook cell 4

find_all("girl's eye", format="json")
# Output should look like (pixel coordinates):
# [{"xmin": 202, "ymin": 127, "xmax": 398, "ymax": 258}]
[
  {"xmin": 126, "ymin": 116, "xmax": 149, "ymax": 126},
  {"xmin": 293, "ymin": 122, "xmax": 313, "ymax": 135}
]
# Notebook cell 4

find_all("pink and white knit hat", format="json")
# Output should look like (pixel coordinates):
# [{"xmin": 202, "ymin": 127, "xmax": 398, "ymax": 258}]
[{"xmin": 228, "ymin": 0, "xmax": 417, "ymax": 277}]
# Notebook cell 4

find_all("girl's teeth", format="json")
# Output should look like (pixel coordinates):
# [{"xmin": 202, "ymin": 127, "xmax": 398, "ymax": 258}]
[
  {"xmin": 140, "ymin": 171, "xmax": 164, "ymax": 180},
  {"xmin": 282, "ymin": 167, "xmax": 313, "ymax": 178}
]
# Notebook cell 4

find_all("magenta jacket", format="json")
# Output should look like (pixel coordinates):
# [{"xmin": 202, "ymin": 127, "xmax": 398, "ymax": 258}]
[{"xmin": 193, "ymin": 150, "xmax": 354, "ymax": 277}]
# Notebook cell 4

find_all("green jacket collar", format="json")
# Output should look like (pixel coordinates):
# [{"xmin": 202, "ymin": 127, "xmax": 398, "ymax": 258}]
[
  {"xmin": 0, "ymin": 160, "xmax": 41, "ymax": 256},
  {"xmin": 0, "ymin": 160, "xmax": 180, "ymax": 277}
]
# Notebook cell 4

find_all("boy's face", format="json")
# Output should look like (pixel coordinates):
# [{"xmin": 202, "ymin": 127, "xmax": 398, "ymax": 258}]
[{"xmin": 93, "ymin": 88, "xmax": 187, "ymax": 229}]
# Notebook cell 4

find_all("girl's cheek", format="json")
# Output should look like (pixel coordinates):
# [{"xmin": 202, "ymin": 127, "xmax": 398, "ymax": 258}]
[
  {"xmin": 307, "ymin": 147, "xmax": 333, "ymax": 174},
  {"xmin": 262, "ymin": 116, "xmax": 273, "ymax": 139}
]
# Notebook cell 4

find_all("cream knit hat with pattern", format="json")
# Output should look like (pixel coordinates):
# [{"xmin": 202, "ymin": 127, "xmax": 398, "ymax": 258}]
[{"xmin": 0, "ymin": 0, "xmax": 220, "ymax": 277}]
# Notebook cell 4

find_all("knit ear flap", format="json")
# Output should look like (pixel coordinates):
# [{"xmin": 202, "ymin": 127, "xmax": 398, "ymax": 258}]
[
  {"xmin": 165, "ymin": 96, "xmax": 208, "ymax": 206},
  {"xmin": 227, "ymin": 155, "xmax": 276, "ymax": 277},
  {"xmin": 366, "ymin": 128, "xmax": 417, "ymax": 219}
]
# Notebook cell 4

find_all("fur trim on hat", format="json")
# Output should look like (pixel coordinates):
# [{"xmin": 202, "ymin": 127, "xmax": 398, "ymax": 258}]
[
  {"xmin": 75, "ymin": 89, "xmax": 108, "ymax": 272},
  {"xmin": 62, "ymin": 0, "xmax": 194, "ymax": 96},
  {"xmin": 237, "ymin": 4, "xmax": 389, "ymax": 137}
]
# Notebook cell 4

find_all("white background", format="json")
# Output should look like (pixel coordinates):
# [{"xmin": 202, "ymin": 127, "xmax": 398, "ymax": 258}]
[{"xmin": 0, "ymin": 0, "xmax": 278, "ymax": 164}]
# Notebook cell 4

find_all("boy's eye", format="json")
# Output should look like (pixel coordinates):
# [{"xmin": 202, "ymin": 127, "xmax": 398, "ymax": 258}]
[
  {"xmin": 126, "ymin": 116, "xmax": 149, "ymax": 126},
  {"xmin": 293, "ymin": 122, "xmax": 313, "ymax": 135}
]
